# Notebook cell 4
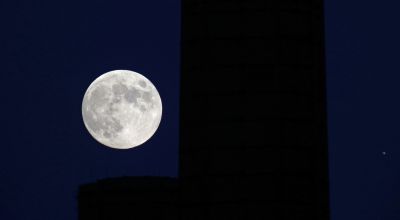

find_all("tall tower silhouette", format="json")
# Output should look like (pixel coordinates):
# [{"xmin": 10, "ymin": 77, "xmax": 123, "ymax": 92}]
[{"xmin": 179, "ymin": 0, "xmax": 329, "ymax": 219}]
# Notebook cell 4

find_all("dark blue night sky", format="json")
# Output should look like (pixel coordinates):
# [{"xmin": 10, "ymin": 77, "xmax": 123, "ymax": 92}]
[
  {"xmin": 0, "ymin": 0, "xmax": 180, "ymax": 219},
  {"xmin": 1, "ymin": 0, "xmax": 399, "ymax": 219},
  {"xmin": 325, "ymin": 0, "xmax": 400, "ymax": 219}
]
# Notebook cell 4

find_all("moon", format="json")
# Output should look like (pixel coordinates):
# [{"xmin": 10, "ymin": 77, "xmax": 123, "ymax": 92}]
[{"xmin": 82, "ymin": 70, "xmax": 162, "ymax": 149}]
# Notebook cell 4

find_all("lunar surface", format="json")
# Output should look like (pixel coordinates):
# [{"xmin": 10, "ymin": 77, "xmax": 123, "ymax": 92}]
[{"xmin": 82, "ymin": 70, "xmax": 162, "ymax": 149}]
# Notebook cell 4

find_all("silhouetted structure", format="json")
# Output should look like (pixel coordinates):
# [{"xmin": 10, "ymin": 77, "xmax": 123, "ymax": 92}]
[
  {"xmin": 78, "ymin": 177, "xmax": 179, "ymax": 220},
  {"xmin": 179, "ymin": 0, "xmax": 329, "ymax": 219},
  {"xmin": 78, "ymin": 0, "xmax": 329, "ymax": 219}
]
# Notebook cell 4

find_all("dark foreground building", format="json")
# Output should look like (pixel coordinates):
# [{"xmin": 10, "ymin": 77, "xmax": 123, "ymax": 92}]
[
  {"xmin": 179, "ymin": 0, "xmax": 328, "ymax": 219},
  {"xmin": 78, "ymin": 177, "xmax": 179, "ymax": 219},
  {"xmin": 79, "ymin": 0, "xmax": 329, "ymax": 219}
]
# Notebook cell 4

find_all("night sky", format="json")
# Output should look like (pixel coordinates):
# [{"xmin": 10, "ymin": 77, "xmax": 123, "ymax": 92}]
[
  {"xmin": 1, "ymin": 0, "xmax": 399, "ymax": 219},
  {"xmin": 325, "ymin": 0, "xmax": 400, "ymax": 219},
  {"xmin": 0, "ymin": 0, "xmax": 180, "ymax": 219}
]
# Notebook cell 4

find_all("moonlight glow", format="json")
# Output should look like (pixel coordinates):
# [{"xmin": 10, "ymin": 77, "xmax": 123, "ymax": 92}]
[{"xmin": 82, "ymin": 70, "xmax": 162, "ymax": 149}]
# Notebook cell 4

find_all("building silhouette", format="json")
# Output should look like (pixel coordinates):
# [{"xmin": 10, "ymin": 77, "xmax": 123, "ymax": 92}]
[
  {"xmin": 179, "ymin": 0, "xmax": 328, "ymax": 219},
  {"xmin": 78, "ymin": 0, "xmax": 329, "ymax": 219},
  {"xmin": 78, "ymin": 177, "xmax": 179, "ymax": 220}
]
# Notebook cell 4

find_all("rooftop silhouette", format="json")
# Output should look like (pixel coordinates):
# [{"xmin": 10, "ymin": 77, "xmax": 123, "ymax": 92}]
[{"xmin": 78, "ymin": 177, "xmax": 179, "ymax": 220}]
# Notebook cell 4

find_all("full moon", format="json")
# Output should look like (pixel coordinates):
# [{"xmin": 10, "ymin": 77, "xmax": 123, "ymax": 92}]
[{"xmin": 82, "ymin": 70, "xmax": 162, "ymax": 149}]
